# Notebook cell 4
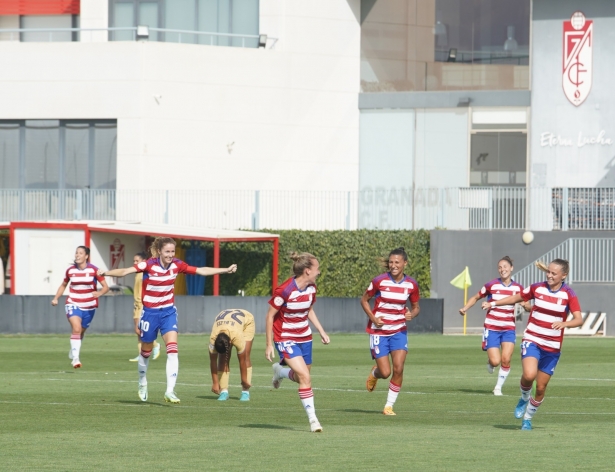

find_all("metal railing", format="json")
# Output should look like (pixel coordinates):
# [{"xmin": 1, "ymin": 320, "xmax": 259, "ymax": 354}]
[
  {"xmin": 1, "ymin": 187, "xmax": 614, "ymax": 231},
  {"xmin": 0, "ymin": 27, "xmax": 277, "ymax": 49},
  {"xmin": 513, "ymin": 238, "xmax": 615, "ymax": 287}
]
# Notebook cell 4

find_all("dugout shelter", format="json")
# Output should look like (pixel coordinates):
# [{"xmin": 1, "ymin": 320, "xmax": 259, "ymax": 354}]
[{"xmin": 4, "ymin": 221, "xmax": 279, "ymax": 296}]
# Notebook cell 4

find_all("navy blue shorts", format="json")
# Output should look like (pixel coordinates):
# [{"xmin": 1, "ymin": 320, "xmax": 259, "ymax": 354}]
[
  {"xmin": 139, "ymin": 306, "xmax": 178, "ymax": 343},
  {"xmin": 275, "ymin": 340, "xmax": 313, "ymax": 366},
  {"xmin": 521, "ymin": 341, "xmax": 561, "ymax": 375},
  {"xmin": 66, "ymin": 305, "xmax": 96, "ymax": 329},
  {"xmin": 482, "ymin": 329, "xmax": 516, "ymax": 351},
  {"xmin": 370, "ymin": 331, "xmax": 408, "ymax": 359}
]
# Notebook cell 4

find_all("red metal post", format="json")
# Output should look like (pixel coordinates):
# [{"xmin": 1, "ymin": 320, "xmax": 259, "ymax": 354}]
[
  {"xmin": 213, "ymin": 239, "xmax": 220, "ymax": 296},
  {"xmin": 272, "ymin": 238, "xmax": 279, "ymax": 294}
]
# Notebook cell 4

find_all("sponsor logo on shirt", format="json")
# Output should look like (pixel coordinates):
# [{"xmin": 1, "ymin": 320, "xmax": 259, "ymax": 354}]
[{"xmin": 274, "ymin": 296, "xmax": 284, "ymax": 306}]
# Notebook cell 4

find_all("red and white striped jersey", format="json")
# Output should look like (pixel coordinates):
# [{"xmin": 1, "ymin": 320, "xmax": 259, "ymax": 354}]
[
  {"xmin": 521, "ymin": 282, "xmax": 581, "ymax": 353},
  {"xmin": 365, "ymin": 272, "xmax": 420, "ymax": 336},
  {"xmin": 135, "ymin": 258, "xmax": 197, "ymax": 309},
  {"xmin": 64, "ymin": 263, "xmax": 105, "ymax": 309},
  {"xmin": 477, "ymin": 278, "xmax": 524, "ymax": 331},
  {"xmin": 269, "ymin": 277, "xmax": 316, "ymax": 343}
]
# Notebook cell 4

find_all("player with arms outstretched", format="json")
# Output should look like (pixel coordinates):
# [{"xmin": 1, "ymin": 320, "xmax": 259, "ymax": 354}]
[
  {"xmin": 459, "ymin": 256, "xmax": 527, "ymax": 395},
  {"xmin": 266, "ymin": 252, "xmax": 330, "ymax": 433},
  {"xmin": 209, "ymin": 308, "xmax": 255, "ymax": 402},
  {"xmin": 361, "ymin": 247, "xmax": 420, "ymax": 416},
  {"xmin": 51, "ymin": 246, "xmax": 109, "ymax": 369},
  {"xmin": 99, "ymin": 237, "xmax": 237, "ymax": 404},
  {"xmin": 483, "ymin": 259, "xmax": 583, "ymax": 430}
]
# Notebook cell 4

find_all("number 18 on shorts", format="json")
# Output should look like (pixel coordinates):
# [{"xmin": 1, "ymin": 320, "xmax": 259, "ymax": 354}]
[{"xmin": 370, "ymin": 332, "xmax": 408, "ymax": 359}]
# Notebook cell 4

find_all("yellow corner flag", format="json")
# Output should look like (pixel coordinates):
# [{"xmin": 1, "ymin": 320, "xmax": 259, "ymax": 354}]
[
  {"xmin": 451, "ymin": 267, "xmax": 472, "ymax": 335},
  {"xmin": 450, "ymin": 266, "xmax": 472, "ymax": 290}
]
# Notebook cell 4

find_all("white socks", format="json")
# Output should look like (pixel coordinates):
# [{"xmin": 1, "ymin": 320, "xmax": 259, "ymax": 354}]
[
  {"xmin": 70, "ymin": 334, "xmax": 81, "ymax": 359},
  {"xmin": 299, "ymin": 388, "xmax": 317, "ymax": 421},
  {"xmin": 520, "ymin": 382, "xmax": 532, "ymax": 401},
  {"xmin": 166, "ymin": 352, "xmax": 179, "ymax": 393},
  {"xmin": 495, "ymin": 366, "xmax": 510, "ymax": 389},
  {"xmin": 385, "ymin": 382, "xmax": 401, "ymax": 407},
  {"xmin": 138, "ymin": 349, "xmax": 151, "ymax": 386},
  {"xmin": 524, "ymin": 396, "xmax": 542, "ymax": 420}
]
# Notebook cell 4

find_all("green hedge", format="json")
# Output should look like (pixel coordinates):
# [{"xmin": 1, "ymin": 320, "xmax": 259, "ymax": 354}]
[{"xmin": 203, "ymin": 229, "xmax": 430, "ymax": 298}]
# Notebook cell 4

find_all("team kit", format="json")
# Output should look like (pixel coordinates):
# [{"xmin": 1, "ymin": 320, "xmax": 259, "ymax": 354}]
[{"xmin": 53, "ymin": 241, "xmax": 581, "ymax": 433}]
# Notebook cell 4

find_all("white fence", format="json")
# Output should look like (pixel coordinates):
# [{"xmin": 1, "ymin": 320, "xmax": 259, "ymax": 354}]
[
  {"xmin": 513, "ymin": 238, "xmax": 615, "ymax": 287},
  {"xmin": 1, "ymin": 187, "xmax": 615, "ymax": 231}
]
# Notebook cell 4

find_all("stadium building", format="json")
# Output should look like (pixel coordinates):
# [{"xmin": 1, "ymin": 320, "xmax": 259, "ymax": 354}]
[{"xmin": 0, "ymin": 0, "xmax": 614, "ymax": 334}]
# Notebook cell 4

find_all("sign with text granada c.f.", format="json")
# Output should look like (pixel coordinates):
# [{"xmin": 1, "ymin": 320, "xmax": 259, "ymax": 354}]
[{"xmin": 563, "ymin": 11, "xmax": 593, "ymax": 106}]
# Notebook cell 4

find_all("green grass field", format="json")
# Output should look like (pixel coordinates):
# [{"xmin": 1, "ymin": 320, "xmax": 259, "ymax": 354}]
[{"xmin": 1, "ymin": 334, "xmax": 614, "ymax": 471}]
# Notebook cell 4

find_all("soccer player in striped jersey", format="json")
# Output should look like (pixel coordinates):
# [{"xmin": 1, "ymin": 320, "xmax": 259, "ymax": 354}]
[
  {"xmin": 361, "ymin": 247, "xmax": 420, "ymax": 416},
  {"xmin": 266, "ymin": 252, "xmax": 330, "ymax": 433},
  {"xmin": 483, "ymin": 259, "xmax": 583, "ymax": 430},
  {"xmin": 51, "ymin": 246, "xmax": 109, "ymax": 369},
  {"xmin": 100, "ymin": 237, "xmax": 237, "ymax": 404},
  {"xmin": 459, "ymin": 256, "xmax": 527, "ymax": 395}
]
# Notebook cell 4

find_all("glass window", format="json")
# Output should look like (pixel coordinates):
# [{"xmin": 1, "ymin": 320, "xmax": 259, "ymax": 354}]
[
  {"xmin": 113, "ymin": 2, "xmax": 136, "ymax": 40},
  {"xmin": 25, "ymin": 120, "xmax": 60, "ymax": 189},
  {"xmin": 140, "ymin": 1, "xmax": 160, "ymax": 41},
  {"xmin": 231, "ymin": 0, "xmax": 259, "ymax": 47},
  {"xmin": 0, "ymin": 120, "xmax": 117, "ymax": 191},
  {"xmin": 0, "ymin": 123, "xmax": 20, "ymax": 189},
  {"xmin": 166, "ymin": 0, "xmax": 196, "ymax": 43},
  {"xmin": 360, "ymin": 0, "xmax": 530, "ymax": 92},
  {"xmin": 20, "ymin": 15, "xmax": 73, "ymax": 42},
  {"xmin": 470, "ymin": 132, "xmax": 526, "ymax": 186}
]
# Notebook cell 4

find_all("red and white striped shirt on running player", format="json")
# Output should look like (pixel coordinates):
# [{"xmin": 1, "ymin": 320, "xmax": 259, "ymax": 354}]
[
  {"xmin": 477, "ymin": 278, "xmax": 524, "ymax": 332},
  {"xmin": 64, "ymin": 263, "xmax": 105, "ymax": 309},
  {"xmin": 135, "ymin": 258, "xmax": 197, "ymax": 309},
  {"xmin": 269, "ymin": 277, "xmax": 316, "ymax": 344},
  {"xmin": 365, "ymin": 273, "xmax": 420, "ymax": 336},
  {"xmin": 521, "ymin": 282, "xmax": 581, "ymax": 353}
]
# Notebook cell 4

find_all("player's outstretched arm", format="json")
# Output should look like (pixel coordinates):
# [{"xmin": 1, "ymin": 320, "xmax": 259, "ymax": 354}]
[
  {"xmin": 459, "ymin": 294, "xmax": 481, "ymax": 316},
  {"xmin": 209, "ymin": 351, "xmax": 221, "ymax": 394},
  {"xmin": 481, "ymin": 293, "xmax": 523, "ymax": 310},
  {"xmin": 360, "ymin": 292, "xmax": 384, "ymax": 328},
  {"xmin": 51, "ymin": 281, "xmax": 68, "ymax": 306},
  {"xmin": 265, "ymin": 305, "xmax": 277, "ymax": 361},
  {"xmin": 98, "ymin": 267, "xmax": 138, "ymax": 278},
  {"xmin": 308, "ymin": 308, "xmax": 330, "ymax": 344},
  {"xmin": 194, "ymin": 264, "xmax": 237, "ymax": 276}
]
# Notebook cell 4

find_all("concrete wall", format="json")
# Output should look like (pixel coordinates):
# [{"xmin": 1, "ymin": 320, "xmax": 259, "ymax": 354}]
[
  {"xmin": 431, "ymin": 229, "xmax": 615, "ymax": 332},
  {"xmin": 0, "ymin": 295, "xmax": 443, "ymax": 335},
  {"xmin": 530, "ymin": 1, "xmax": 615, "ymax": 188},
  {"xmin": 0, "ymin": 0, "xmax": 361, "ymax": 193}
]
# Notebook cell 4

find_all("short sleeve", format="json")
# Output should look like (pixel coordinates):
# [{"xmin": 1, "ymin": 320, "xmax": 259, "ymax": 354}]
[
  {"xmin": 409, "ymin": 284, "xmax": 420, "ymax": 303},
  {"xmin": 234, "ymin": 334, "xmax": 246, "ymax": 355},
  {"xmin": 477, "ymin": 285, "xmax": 489, "ymax": 299},
  {"xmin": 92, "ymin": 265, "xmax": 105, "ymax": 282},
  {"xmin": 134, "ymin": 261, "xmax": 148, "ymax": 273},
  {"xmin": 365, "ymin": 279, "xmax": 378, "ymax": 297},
  {"xmin": 568, "ymin": 295, "xmax": 581, "ymax": 313},
  {"xmin": 63, "ymin": 267, "xmax": 70, "ymax": 283},
  {"xmin": 175, "ymin": 259, "xmax": 197, "ymax": 275},
  {"xmin": 269, "ymin": 286, "xmax": 286, "ymax": 309},
  {"xmin": 521, "ymin": 284, "xmax": 534, "ymax": 302}
]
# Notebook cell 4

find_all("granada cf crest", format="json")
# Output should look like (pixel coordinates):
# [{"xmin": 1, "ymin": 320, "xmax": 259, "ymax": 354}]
[{"xmin": 563, "ymin": 11, "xmax": 593, "ymax": 106}]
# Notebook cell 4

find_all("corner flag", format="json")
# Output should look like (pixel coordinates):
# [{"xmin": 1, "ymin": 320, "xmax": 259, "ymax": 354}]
[{"xmin": 451, "ymin": 267, "xmax": 472, "ymax": 335}]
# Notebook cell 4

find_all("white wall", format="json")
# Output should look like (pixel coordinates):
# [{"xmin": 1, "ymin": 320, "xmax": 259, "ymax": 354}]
[
  {"xmin": 0, "ymin": 0, "xmax": 361, "ymax": 193},
  {"xmin": 90, "ymin": 231, "xmax": 145, "ymax": 288},
  {"xmin": 80, "ymin": 0, "xmax": 109, "ymax": 42},
  {"xmin": 14, "ymin": 229, "xmax": 85, "ymax": 295}
]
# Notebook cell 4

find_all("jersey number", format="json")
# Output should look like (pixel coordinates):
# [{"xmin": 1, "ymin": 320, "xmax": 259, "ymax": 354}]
[
  {"xmin": 215, "ymin": 309, "xmax": 245, "ymax": 325},
  {"xmin": 139, "ymin": 320, "xmax": 150, "ymax": 332}
]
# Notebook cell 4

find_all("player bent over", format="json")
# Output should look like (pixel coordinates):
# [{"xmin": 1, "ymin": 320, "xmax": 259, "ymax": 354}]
[
  {"xmin": 100, "ymin": 237, "xmax": 237, "ymax": 404},
  {"xmin": 266, "ymin": 252, "xmax": 330, "ymax": 433},
  {"xmin": 361, "ymin": 247, "xmax": 420, "ymax": 416},
  {"xmin": 209, "ymin": 309, "xmax": 255, "ymax": 401},
  {"xmin": 483, "ymin": 259, "xmax": 582, "ymax": 430}
]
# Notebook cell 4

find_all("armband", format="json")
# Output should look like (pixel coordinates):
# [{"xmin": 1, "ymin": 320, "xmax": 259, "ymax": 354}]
[{"xmin": 490, "ymin": 301, "xmax": 496, "ymax": 308}]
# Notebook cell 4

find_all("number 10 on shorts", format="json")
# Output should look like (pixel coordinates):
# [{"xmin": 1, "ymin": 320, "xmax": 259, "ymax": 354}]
[{"xmin": 139, "ymin": 319, "xmax": 150, "ymax": 332}]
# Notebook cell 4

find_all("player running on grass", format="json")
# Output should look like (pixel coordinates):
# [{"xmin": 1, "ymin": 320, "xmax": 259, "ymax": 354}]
[
  {"xmin": 266, "ymin": 252, "xmax": 330, "ymax": 433},
  {"xmin": 209, "ymin": 308, "xmax": 255, "ymax": 402},
  {"xmin": 99, "ymin": 237, "xmax": 237, "ymax": 404},
  {"xmin": 361, "ymin": 247, "xmax": 420, "ymax": 416},
  {"xmin": 459, "ymin": 256, "xmax": 528, "ymax": 396},
  {"xmin": 51, "ymin": 246, "xmax": 109, "ymax": 369},
  {"xmin": 482, "ymin": 259, "xmax": 583, "ymax": 430},
  {"xmin": 129, "ymin": 252, "xmax": 160, "ymax": 362}
]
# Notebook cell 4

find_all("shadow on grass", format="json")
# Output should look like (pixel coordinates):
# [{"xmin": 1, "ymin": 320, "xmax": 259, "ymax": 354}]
[
  {"xmin": 195, "ymin": 395, "xmax": 220, "ymax": 401},
  {"xmin": 239, "ymin": 424, "xmax": 295, "ymax": 430},
  {"xmin": 338, "ymin": 408, "xmax": 382, "ymax": 414},
  {"xmin": 116, "ymin": 400, "xmax": 171, "ymax": 407},
  {"xmin": 493, "ymin": 424, "xmax": 521, "ymax": 430},
  {"xmin": 458, "ymin": 388, "xmax": 492, "ymax": 395}
]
